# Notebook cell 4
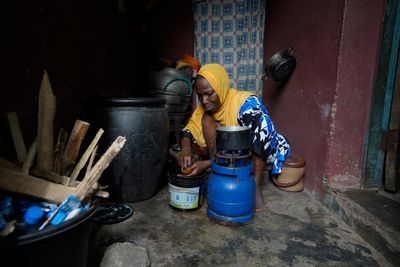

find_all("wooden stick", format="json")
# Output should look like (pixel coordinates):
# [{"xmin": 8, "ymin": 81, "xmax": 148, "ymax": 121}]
[
  {"xmin": 75, "ymin": 136, "xmax": 126, "ymax": 200},
  {"xmin": 30, "ymin": 166, "xmax": 70, "ymax": 185},
  {"xmin": 85, "ymin": 145, "xmax": 98, "ymax": 177},
  {"xmin": 54, "ymin": 129, "xmax": 69, "ymax": 174},
  {"xmin": 37, "ymin": 70, "xmax": 56, "ymax": 171},
  {"xmin": 61, "ymin": 120, "xmax": 90, "ymax": 175},
  {"xmin": 95, "ymin": 190, "xmax": 109, "ymax": 198},
  {"xmin": 69, "ymin": 128, "xmax": 104, "ymax": 185},
  {"xmin": 22, "ymin": 137, "xmax": 38, "ymax": 175},
  {"xmin": 91, "ymin": 182, "xmax": 109, "ymax": 198},
  {"xmin": 0, "ymin": 157, "xmax": 20, "ymax": 171},
  {"xmin": 0, "ymin": 166, "xmax": 74, "ymax": 204},
  {"xmin": 7, "ymin": 112, "xmax": 27, "ymax": 162}
]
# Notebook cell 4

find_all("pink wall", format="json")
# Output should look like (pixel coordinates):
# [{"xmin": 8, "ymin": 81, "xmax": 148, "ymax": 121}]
[
  {"xmin": 263, "ymin": 0, "xmax": 385, "ymax": 196},
  {"xmin": 325, "ymin": 1, "xmax": 385, "ymax": 189}
]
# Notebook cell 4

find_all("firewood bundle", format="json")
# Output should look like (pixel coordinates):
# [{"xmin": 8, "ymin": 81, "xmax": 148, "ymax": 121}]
[{"xmin": 0, "ymin": 71, "xmax": 125, "ymax": 204}]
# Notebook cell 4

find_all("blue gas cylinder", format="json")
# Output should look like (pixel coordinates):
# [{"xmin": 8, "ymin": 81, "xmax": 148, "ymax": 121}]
[{"xmin": 207, "ymin": 159, "xmax": 255, "ymax": 225}]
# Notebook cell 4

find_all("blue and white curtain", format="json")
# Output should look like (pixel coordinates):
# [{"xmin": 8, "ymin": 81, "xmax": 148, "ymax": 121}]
[{"xmin": 194, "ymin": 0, "xmax": 266, "ymax": 96}]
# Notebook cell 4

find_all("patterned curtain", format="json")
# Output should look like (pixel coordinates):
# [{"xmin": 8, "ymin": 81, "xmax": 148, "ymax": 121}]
[{"xmin": 194, "ymin": 0, "xmax": 266, "ymax": 96}]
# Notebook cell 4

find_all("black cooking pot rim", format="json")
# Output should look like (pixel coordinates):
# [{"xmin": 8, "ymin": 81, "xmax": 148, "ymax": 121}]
[
  {"xmin": 84, "ymin": 97, "xmax": 166, "ymax": 107},
  {"xmin": 217, "ymin": 126, "xmax": 250, "ymax": 132}
]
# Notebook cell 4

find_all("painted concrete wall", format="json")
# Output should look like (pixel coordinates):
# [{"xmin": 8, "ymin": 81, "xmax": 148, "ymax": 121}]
[
  {"xmin": 325, "ymin": 1, "xmax": 386, "ymax": 190},
  {"xmin": 263, "ymin": 0, "xmax": 385, "ymax": 196}
]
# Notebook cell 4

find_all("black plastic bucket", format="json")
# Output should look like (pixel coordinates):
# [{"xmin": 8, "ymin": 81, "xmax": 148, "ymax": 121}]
[
  {"xmin": 84, "ymin": 97, "xmax": 169, "ymax": 203},
  {"xmin": 0, "ymin": 204, "xmax": 96, "ymax": 267},
  {"xmin": 167, "ymin": 164, "xmax": 208, "ymax": 211}
]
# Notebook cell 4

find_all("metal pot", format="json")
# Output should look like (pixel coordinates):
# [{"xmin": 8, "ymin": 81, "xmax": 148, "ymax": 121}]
[
  {"xmin": 149, "ymin": 90, "xmax": 192, "ymax": 113},
  {"xmin": 216, "ymin": 126, "xmax": 250, "ymax": 150},
  {"xmin": 149, "ymin": 67, "xmax": 192, "ymax": 96},
  {"xmin": 263, "ymin": 47, "xmax": 297, "ymax": 81},
  {"xmin": 164, "ymin": 102, "xmax": 191, "ymax": 113},
  {"xmin": 150, "ymin": 90, "xmax": 191, "ymax": 104}
]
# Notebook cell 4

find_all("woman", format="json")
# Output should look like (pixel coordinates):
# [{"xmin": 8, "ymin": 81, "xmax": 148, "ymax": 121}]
[{"xmin": 178, "ymin": 64, "xmax": 290, "ymax": 211}]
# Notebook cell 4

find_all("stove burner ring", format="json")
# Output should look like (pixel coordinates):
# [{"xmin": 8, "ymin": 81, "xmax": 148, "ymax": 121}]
[{"xmin": 215, "ymin": 150, "xmax": 251, "ymax": 159}]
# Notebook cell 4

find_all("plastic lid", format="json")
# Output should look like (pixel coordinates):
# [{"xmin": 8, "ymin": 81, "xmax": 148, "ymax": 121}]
[{"xmin": 23, "ymin": 206, "xmax": 44, "ymax": 225}]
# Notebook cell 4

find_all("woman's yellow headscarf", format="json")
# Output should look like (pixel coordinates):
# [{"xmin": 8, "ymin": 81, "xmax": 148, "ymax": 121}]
[{"xmin": 184, "ymin": 64, "xmax": 254, "ymax": 148}]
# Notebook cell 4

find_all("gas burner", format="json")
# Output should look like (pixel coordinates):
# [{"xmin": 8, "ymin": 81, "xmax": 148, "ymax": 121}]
[{"xmin": 215, "ymin": 149, "xmax": 251, "ymax": 160}]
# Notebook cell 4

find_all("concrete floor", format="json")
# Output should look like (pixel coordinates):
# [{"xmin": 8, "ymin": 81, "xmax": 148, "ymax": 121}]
[{"xmin": 89, "ymin": 181, "xmax": 391, "ymax": 267}]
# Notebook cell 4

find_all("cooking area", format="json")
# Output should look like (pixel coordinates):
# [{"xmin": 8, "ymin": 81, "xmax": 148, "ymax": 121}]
[{"xmin": 0, "ymin": 0, "xmax": 399, "ymax": 266}]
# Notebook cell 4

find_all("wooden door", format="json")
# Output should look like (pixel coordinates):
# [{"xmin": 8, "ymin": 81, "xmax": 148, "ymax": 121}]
[{"xmin": 383, "ymin": 52, "xmax": 400, "ymax": 192}]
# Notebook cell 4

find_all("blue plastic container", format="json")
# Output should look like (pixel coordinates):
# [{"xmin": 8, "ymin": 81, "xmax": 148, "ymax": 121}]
[
  {"xmin": 23, "ymin": 206, "xmax": 44, "ymax": 225},
  {"xmin": 207, "ymin": 159, "xmax": 255, "ymax": 225}
]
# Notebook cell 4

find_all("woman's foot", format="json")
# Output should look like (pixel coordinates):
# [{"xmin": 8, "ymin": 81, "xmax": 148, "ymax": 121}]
[
  {"xmin": 252, "ymin": 153, "xmax": 266, "ymax": 212},
  {"xmin": 254, "ymin": 189, "xmax": 266, "ymax": 213}
]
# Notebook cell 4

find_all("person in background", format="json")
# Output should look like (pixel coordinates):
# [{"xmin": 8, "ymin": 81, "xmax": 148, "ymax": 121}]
[
  {"xmin": 176, "ymin": 55, "xmax": 202, "ymax": 111},
  {"xmin": 178, "ymin": 64, "xmax": 290, "ymax": 212},
  {"xmin": 176, "ymin": 55, "xmax": 202, "ymax": 84}
]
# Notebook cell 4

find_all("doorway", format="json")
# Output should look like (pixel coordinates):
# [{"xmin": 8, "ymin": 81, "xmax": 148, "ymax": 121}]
[
  {"xmin": 383, "ymin": 52, "xmax": 400, "ymax": 193},
  {"xmin": 364, "ymin": 0, "xmax": 400, "ymax": 192}
]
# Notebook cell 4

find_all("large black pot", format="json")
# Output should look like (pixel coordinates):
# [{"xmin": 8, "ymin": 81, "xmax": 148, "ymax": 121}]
[
  {"xmin": 263, "ymin": 48, "xmax": 297, "ymax": 81},
  {"xmin": 84, "ymin": 97, "xmax": 169, "ymax": 203},
  {"xmin": 0, "ymin": 204, "xmax": 96, "ymax": 267},
  {"xmin": 216, "ymin": 126, "xmax": 250, "ymax": 151}
]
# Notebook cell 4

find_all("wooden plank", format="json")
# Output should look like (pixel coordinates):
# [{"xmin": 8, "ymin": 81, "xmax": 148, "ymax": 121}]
[
  {"xmin": 21, "ymin": 137, "xmax": 37, "ymax": 175},
  {"xmin": 85, "ymin": 145, "xmax": 98, "ymax": 176},
  {"xmin": 61, "ymin": 120, "xmax": 90, "ymax": 175},
  {"xmin": 54, "ymin": 129, "xmax": 69, "ymax": 174},
  {"xmin": 69, "ymin": 128, "xmax": 104, "ymax": 185},
  {"xmin": 75, "ymin": 136, "xmax": 126, "ymax": 200},
  {"xmin": 0, "ymin": 166, "xmax": 75, "ymax": 204},
  {"xmin": 7, "ymin": 112, "xmax": 27, "ymax": 162},
  {"xmin": 0, "ymin": 157, "xmax": 20, "ymax": 170},
  {"xmin": 37, "ymin": 70, "xmax": 56, "ymax": 171},
  {"xmin": 31, "ymin": 166, "xmax": 70, "ymax": 186}
]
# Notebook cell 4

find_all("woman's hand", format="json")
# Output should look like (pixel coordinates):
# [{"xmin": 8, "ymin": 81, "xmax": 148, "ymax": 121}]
[
  {"xmin": 180, "ymin": 160, "xmax": 211, "ymax": 176},
  {"xmin": 179, "ymin": 137, "xmax": 193, "ymax": 169},
  {"xmin": 178, "ymin": 148, "xmax": 193, "ymax": 169}
]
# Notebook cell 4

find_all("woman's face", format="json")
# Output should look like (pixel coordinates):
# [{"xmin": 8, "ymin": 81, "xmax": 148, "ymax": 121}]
[{"xmin": 195, "ymin": 77, "xmax": 221, "ymax": 113}]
